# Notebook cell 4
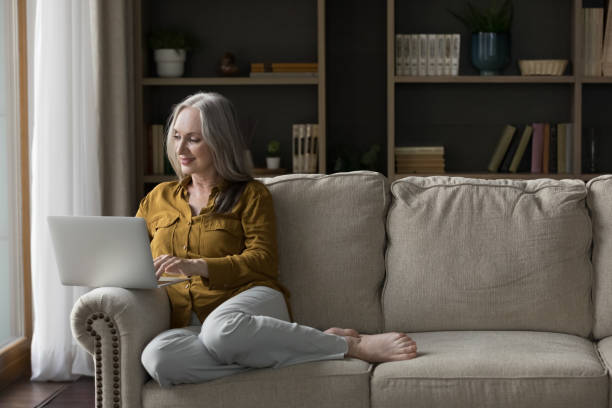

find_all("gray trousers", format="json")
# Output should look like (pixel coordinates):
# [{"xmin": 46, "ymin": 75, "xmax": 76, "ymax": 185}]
[{"xmin": 141, "ymin": 286, "xmax": 349, "ymax": 387}]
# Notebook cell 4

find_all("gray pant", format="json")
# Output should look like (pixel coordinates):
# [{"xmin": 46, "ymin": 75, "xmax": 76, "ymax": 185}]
[{"xmin": 141, "ymin": 286, "xmax": 349, "ymax": 387}]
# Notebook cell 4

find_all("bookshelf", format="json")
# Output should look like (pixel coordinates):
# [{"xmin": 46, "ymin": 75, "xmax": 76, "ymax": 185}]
[
  {"xmin": 134, "ymin": 0, "xmax": 326, "ymax": 199},
  {"xmin": 387, "ymin": 0, "xmax": 610, "ymax": 181}
]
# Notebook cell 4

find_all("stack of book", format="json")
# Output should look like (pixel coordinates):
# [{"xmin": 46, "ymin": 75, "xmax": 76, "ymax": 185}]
[
  {"xmin": 395, "ymin": 146, "xmax": 445, "ymax": 174},
  {"xmin": 292, "ymin": 124, "xmax": 319, "ymax": 173},
  {"xmin": 250, "ymin": 62, "xmax": 318, "ymax": 78},
  {"xmin": 487, "ymin": 123, "xmax": 574, "ymax": 174},
  {"xmin": 395, "ymin": 34, "xmax": 460, "ymax": 76},
  {"xmin": 146, "ymin": 124, "xmax": 172, "ymax": 175}
]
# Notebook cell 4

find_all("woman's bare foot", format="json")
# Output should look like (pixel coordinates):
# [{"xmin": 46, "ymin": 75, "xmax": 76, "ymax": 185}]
[
  {"xmin": 344, "ymin": 332, "xmax": 417, "ymax": 362},
  {"xmin": 324, "ymin": 327, "xmax": 360, "ymax": 338}
]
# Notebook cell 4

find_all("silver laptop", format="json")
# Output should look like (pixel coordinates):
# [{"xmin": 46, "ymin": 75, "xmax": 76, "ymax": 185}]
[{"xmin": 48, "ymin": 216, "xmax": 189, "ymax": 289}]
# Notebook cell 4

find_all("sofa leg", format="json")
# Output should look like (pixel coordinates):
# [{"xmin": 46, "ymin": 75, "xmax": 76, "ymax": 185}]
[{"xmin": 86, "ymin": 312, "xmax": 121, "ymax": 408}]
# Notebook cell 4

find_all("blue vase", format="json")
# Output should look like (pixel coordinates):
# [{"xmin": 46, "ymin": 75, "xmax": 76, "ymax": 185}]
[{"xmin": 471, "ymin": 32, "xmax": 510, "ymax": 75}]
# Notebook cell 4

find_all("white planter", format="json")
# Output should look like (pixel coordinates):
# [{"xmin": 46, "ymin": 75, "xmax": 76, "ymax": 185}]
[
  {"xmin": 266, "ymin": 157, "xmax": 280, "ymax": 169},
  {"xmin": 154, "ymin": 49, "xmax": 186, "ymax": 77}
]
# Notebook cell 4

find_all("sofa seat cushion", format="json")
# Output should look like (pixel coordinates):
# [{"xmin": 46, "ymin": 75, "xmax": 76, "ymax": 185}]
[
  {"xmin": 142, "ymin": 358, "xmax": 372, "ymax": 408},
  {"xmin": 371, "ymin": 331, "xmax": 607, "ymax": 408},
  {"xmin": 596, "ymin": 337, "xmax": 612, "ymax": 408},
  {"xmin": 385, "ymin": 176, "xmax": 593, "ymax": 336}
]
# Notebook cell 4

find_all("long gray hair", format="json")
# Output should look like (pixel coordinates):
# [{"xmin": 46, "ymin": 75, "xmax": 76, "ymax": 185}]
[{"xmin": 165, "ymin": 92, "xmax": 253, "ymax": 213}]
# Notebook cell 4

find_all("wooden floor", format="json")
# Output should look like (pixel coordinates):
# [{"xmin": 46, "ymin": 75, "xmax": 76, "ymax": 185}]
[{"xmin": 0, "ymin": 376, "xmax": 94, "ymax": 408}]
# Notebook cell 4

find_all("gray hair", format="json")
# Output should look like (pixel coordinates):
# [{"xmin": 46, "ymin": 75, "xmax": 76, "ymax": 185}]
[{"xmin": 165, "ymin": 92, "xmax": 253, "ymax": 213}]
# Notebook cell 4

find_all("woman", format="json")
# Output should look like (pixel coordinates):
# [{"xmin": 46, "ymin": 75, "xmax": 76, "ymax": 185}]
[{"xmin": 138, "ymin": 92, "xmax": 417, "ymax": 387}]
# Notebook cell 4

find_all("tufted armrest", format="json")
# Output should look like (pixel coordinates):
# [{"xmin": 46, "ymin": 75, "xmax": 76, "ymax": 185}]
[{"xmin": 71, "ymin": 287, "xmax": 170, "ymax": 408}]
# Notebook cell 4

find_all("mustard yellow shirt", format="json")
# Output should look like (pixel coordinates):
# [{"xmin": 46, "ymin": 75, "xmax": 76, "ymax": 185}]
[{"xmin": 136, "ymin": 176, "xmax": 292, "ymax": 328}]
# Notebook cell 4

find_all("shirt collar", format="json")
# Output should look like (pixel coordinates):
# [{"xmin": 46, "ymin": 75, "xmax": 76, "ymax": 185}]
[{"xmin": 178, "ymin": 175, "xmax": 230, "ymax": 193}]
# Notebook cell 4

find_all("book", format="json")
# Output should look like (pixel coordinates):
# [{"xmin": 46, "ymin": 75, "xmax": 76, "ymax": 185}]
[
  {"xmin": 427, "ymin": 34, "xmax": 437, "ymax": 76},
  {"xmin": 566, "ymin": 123, "xmax": 573, "ymax": 172},
  {"xmin": 309, "ymin": 124, "xmax": 319, "ymax": 172},
  {"xmin": 395, "ymin": 34, "xmax": 404, "ymax": 75},
  {"xmin": 603, "ymin": 1, "xmax": 612, "ymax": 75},
  {"xmin": 409, "ymin": 35, "xmax": 419, "ymax": 75},
  {"xmin": 499, "ymin": 129, "xmax": 521, "ymax": 172},
  {"xmin": 557, "ymin": 123, "xmax": 567, "ymax": 173},
  {"xmin": 395, "ymin": 146, "xmax": 445, "ymax": 155},
  {"xmin": 451, "ymin": 34, "xmax": 460, "ymax": 76},
  {"xmin": 292, "ymin": 124, "xmax": 305, "ymax": 173},
  {"xmin": 583, "ymin": 1, "xmax": 605, "ymax": 76},
  {"xmin": 509, "ymin": 125, "xmax": 533, "ymax": 173},
  {"xmin": 531, "ymin": 123, "xmax": 544, "ymax": 173},
  {"xmin": 418, "ymin": 34, "xmax": 428, "ymax": 75},
  {"xmin": 443, "ymin": 34, "xmax": 452, "ymax": 75},
  {"xmin": 542, "ymin": 123, "xmax": 550, "ymax": 174},
  {"xmin": 549, "ymin": 124, "xmax": 558, "ymax": 173},
  {"xmin": 249, "ymin": 72, "xmax": 318, "ymax": 78},
  {"xmin": 487, "ymin": 125, "xmax": 516, "ymax": 172}
]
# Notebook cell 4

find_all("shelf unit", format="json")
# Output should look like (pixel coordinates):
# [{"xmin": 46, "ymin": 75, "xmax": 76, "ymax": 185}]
[
  {"xmin": 387, "ymin": 0, "xmax": 610, "ymax": 181},
  {"xmin": 134, "ymin": 0, "xmax": 326, "ymax": 199}
]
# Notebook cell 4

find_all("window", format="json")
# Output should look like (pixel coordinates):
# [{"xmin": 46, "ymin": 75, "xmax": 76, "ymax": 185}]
[{"xmin": 0, "ymin": 0, "xmax": 31, "ymax": 386}]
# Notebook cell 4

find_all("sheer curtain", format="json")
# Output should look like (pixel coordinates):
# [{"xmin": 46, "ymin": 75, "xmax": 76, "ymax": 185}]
[{"xmin": 30, "ymin": 0, "xmax": 135, "ymax": 380}]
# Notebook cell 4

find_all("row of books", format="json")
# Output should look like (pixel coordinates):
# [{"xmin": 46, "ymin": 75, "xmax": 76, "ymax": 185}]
[
  {"xmin": 395, "ymin": 146, "xmax": 445, "ymax": 173},
  {"xmin": 585, "ymin": 0, "xmax": 612, "ymax": 76},
  {"xmin": 395, "ymin": 34, "xmax": 460, "ymax": 76},
  {"xmin": 488, "ymin": 123, "xmax": 574, "ymax": 174},
  {"xmin": 250, "ymin": 62, "xmax": 318, "ymax": 78},
  {"xmin": 292, "ymin": 124, "xmax": 319, "ymax": 173}
]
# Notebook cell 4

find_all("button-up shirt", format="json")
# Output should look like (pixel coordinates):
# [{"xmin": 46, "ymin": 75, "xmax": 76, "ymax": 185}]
[{"xmin": 136, "ymin": 176, "xmax": 292, "ymax": 328}]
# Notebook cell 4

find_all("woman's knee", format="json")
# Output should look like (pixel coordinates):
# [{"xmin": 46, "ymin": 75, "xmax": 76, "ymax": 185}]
[
  {"xmin": 141, "ymin": 328, "xmax": 199, "ymax": 387},
  {"xmin": 199, "ymin": 311, "xmax": 249, "ymax": 363}
]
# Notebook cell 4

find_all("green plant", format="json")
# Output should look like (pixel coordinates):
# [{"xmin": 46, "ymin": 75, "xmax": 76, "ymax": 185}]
[
  {"xmin": 149, "ymin": 30, "xmax": 194, "ymax": 51},
  {"xmin": 267, "ymin": 140, "xmax": 280, "ymax": 156},
  {"xmin": 449, "ymin": 0, "xmax": 513, "ymax": 33}
]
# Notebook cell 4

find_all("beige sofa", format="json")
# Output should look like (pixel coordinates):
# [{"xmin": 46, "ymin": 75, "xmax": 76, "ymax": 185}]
[{"xmin": 71, "ymin": 171, "xmax": 612, "ymax": 408}]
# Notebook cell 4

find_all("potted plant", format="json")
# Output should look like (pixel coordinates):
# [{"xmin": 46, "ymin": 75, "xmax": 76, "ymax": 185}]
[
  {"xmin": 149, "ymin": 30, "xmax": 193, "ymax": 77},
  {"xmin": 266, "ymin": 140, "xmax": 281, "ymax": 169},
  {"xmin": 450, "ymin": 0, "xmax": 513, "ymax": 75}
]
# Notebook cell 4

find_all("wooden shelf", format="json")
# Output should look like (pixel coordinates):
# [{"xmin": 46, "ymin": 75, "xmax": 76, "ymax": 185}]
[
  {"xmin": 141, "ymin": 77, "xmax": 319, "ymax": 86},
  {"xmin": 393, "ymin": 173, "xmax": 603, "ymax": 181},
  {"xmin": 395, "ymin": 76, "xmax": 575, "ymax": 84},
  {"xmin": 580, "ymin": 76, "xmax": 612, "ymax": 83}
]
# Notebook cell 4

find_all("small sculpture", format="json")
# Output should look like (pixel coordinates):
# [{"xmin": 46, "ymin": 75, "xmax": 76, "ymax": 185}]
[{"xmin": 219, "ymin": 52, "xmax": 239, "ymax": 76}]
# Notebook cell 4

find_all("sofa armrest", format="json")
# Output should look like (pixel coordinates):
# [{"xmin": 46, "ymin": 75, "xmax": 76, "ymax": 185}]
[{"xmin": 71, "ymin": 287, "xmax": 170, "ymax": 408}]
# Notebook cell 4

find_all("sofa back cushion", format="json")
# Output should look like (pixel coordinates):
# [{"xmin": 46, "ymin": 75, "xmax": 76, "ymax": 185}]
[
  {"xmin": 384, "ymin": 176, "xmax": 593, "ymax": 337},
  {"xmin": 259, "ymin": 171, "xmax": 388, "ymax": 333},
  {"xmin": 587, "ymin": 175, "xmax": 612, "ymax": 339}
]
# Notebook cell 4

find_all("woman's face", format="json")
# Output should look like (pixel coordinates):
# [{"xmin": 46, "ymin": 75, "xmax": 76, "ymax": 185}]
[{"xmin": 173, "ymin": 106, "xmax": 215, "ymax": 177}]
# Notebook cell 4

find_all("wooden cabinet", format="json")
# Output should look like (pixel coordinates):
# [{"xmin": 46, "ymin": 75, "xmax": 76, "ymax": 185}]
[
  {"xmin": 386, "ymin": 0, "xmax": 611, "ymax": 181},
  {"xmin": 134, "ymin": 0, "xmax": 326, "ymax": 198}
]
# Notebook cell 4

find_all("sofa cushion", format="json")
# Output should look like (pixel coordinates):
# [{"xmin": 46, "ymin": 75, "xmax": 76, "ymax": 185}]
[
  {"xmin": 384, "ymin": 176, "xmax": 593, "ymax": 336},
  {"xmin": 371, "ymin": 331, "xmax": 607, "ymax": 408},
  {"xmin": 142, "ymin": 358, "xmax": 371, "ymax": 408},
  {"xmin": 587, "ymin": 175, "xmax": 612, "ymax": 339},
  {"xmin": 258, "ymin": 171, "xmax": 388, "ymax": 333},
  {"xmin": 596, "ymin": 336, "xmax": 612, "ymax": 408}
]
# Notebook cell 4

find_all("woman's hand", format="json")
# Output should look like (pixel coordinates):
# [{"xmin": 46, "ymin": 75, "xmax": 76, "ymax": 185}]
[{"xmin": 154, "ymin": 255, "xmax": 208, "ymax": 280}]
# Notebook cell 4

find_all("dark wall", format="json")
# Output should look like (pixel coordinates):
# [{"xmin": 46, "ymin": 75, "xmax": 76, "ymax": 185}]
[{"xmin": 326, "ymin": 0, "xmax": 387, "ymax": 174}]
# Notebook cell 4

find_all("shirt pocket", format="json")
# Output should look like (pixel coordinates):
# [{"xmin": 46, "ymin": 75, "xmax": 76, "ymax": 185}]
[
  {"xmin": 150, "ymin": 214, "xmax": 180, "ymax": 257},
  {"xmin": 200, "ymin": 218, "xmax": 244, "ymax": 257}
]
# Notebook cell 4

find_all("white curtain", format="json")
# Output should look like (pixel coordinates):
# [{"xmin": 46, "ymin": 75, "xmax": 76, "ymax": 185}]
[{"xmin": 30, "ymin": 0, "xmax": 100, "ymax": 380}]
